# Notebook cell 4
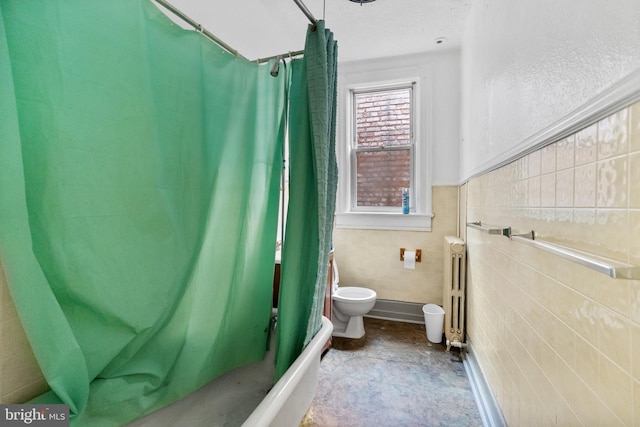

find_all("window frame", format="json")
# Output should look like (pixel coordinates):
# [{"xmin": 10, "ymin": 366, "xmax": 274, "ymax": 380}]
[
  {"xmin": 335, "ymin": 65, "xmax": 434, "ymax": 232},
  {"xmin": 350, "ymin": 83, "xmax": 416, "ymax": 213}
]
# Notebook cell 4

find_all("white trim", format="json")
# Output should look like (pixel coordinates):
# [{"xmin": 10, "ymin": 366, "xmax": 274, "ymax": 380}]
[
  {"xmin": 463, "ymin": 68, "xmax": 640, "ymax": 182},
  {"xmin": 461, "ymin": 338, "xmax": 507, "ymax": 427},
  {"xmin": 365, "ymin": 299, "xmax": 427, "ymax": 324},
  {"xmin": 335, "ymin": 212, "xmax": 434, "ymax": 231},
  {"xmin": 349, "ymin": 83, "xmax": 416, "ymax": 213},
  {"xmin": 337, "ymin": 61, "xmax": 434, "ymax": 230}
]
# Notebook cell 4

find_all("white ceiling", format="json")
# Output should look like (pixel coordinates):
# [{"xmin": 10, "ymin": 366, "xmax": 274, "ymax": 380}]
[{"xmin": 155, "ymin": 0, "xmax": 473, "ymax": 63}]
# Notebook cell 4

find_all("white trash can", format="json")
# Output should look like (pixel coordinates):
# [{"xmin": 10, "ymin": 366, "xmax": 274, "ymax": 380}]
[{"xmin": 422, "ymin": 304, "xmax": 445, "ymax": 343}]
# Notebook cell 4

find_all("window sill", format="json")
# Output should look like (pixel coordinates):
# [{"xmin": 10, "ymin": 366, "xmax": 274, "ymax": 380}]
[{"xmin": 335, "ymin": 212, "xmax": 433, "ymax": 231}]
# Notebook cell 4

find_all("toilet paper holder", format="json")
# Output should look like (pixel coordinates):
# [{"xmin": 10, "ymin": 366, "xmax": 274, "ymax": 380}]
[{"xmin": 400, "ymin": 248, "xmax": 421, "ymax": 262}]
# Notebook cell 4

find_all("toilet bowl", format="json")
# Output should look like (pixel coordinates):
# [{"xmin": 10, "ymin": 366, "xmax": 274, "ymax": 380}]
[{"xmin": 331, "ymin": 261, "xmax": 377, "ymax": 339}]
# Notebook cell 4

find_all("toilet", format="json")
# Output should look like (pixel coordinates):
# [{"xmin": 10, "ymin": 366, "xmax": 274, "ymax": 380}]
[{"xmin": 331, "ymin": 260, "xmax": 377, "ymax": 339}]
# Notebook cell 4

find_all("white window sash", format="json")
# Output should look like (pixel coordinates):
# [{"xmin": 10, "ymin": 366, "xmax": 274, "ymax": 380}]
[
  {"xmin": 336, "ymin": 64, "xmax": 433, "ymax": 231},
  {"xmin": 350, "ymin": 84, "xmax": 415, "ymax": 212}
]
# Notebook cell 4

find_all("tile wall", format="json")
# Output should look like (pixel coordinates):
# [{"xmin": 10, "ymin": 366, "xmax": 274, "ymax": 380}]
[
  {"xmin": 465, "ymin": 101, "xmax": 640, "ymax": 426},
  {"xmin": 333, "ymin": 185, "xmax": 459, "ymax": 304},
  {"xmin": 0, "ymin": 263, "xmax": 48, "ymax": 403}
]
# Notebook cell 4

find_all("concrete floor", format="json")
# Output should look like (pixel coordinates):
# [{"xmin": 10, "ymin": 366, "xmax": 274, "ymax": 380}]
[{"xmin": 302, "ymin": 318, "xmax": 483, "ymax": 427}]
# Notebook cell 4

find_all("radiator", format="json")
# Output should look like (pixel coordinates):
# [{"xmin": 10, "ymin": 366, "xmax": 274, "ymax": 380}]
[{"xmin": 443, "ymin": 236, "xmax": 466, "ymax": 351}]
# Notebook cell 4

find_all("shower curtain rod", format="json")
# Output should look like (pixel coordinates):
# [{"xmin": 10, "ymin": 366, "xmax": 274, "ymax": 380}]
[
  {"xmin": 153, "ymin": 0, "xmax": 249, "ymax": 61},
  {"xmin": 153, "ymin": 0, "xmax": 318, "ymax": 64},
  {"xmin": 256, "ymin": 0, "xmax": 317, "ymax": 63},
  {"xmin": 255, "ymin": 50, "xmax": 304, "ymax": 64},
  {"xmin": 293, "ymin": 0, "xmax": 319, "ymax": 28}
]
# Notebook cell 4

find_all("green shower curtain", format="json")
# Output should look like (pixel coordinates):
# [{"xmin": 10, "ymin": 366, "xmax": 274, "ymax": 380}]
[
  {"xmin": 276, "ymin": 21, "xmax": 338, "ymax": 379},
  {"xmin": 0, "ymin": 1, "xmax": 284, "ymax": 425}
]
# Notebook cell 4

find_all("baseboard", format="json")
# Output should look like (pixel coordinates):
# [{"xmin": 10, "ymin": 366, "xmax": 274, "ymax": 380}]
[
  {"xmin": 365, "ymin": 299, "xmax": 426, "ymax": 324},
  {"xmin": 461, "ymin": 338, "xmax": 507, "ymax": 427}
]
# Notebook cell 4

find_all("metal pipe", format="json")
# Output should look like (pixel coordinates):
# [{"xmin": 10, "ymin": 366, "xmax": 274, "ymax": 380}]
[
  {"xmin": 153, "ymin": 0, "xmax": 248, "ymax": 61},
  {"xmin": 255, "ymin": 50, "xmax": 305, "ymax": 65},
  {"xmin": 466, "ymin": 221, "xmax": 510, "ymax": 236},
  {"xmin": 447, "ymin": 340, "xmax": 468, "ymax": 350},
  {"xmin": 293, "ymin": 0, "xmax": 318, "ymax": 28}
]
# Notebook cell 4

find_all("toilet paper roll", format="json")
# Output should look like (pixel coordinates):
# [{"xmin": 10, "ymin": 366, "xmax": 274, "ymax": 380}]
[{"xmin": 403, "ymin": 250, "xmax": 416, "ymax": 269}]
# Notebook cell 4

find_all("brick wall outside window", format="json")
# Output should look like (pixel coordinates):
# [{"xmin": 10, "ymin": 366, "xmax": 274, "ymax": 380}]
[{"xmin": 354, "ymin": 88, "xmax": 412, "ymax": 208}]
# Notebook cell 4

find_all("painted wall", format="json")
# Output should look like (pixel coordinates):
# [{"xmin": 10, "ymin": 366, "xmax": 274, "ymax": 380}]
[
  {"xmin": 336, "ymin": 49, "xmax": 461, "ymax": 190},
  {"xmin": 333, "ymin": 50, "xmax": 461, "ymax": 305},
  {"xmin": 334, "ymin": 185, "xmax": 458, "ymax": 304},
  {"xmin": 460, "ymin": 0, "xmax": 640, "ymax": 180}
]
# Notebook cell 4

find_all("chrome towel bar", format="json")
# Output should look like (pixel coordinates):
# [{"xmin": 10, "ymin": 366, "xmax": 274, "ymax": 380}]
[{"xmin": 466, "ymin": 221, "xmax": 640, "ymax": 280}]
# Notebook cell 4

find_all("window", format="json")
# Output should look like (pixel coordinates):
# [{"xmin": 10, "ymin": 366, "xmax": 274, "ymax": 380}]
[
  {"xmin": 352, "ymin": 85, "xmax": 414, "ymax": 211},
  {"xmin": 336, "ymin": 71, "xmax": 433, "ymax": 231}
]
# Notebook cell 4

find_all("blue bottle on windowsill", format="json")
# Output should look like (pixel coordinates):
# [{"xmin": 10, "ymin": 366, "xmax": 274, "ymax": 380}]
[{"xmin": 402, "ymin": 188, "xmax": 410, "ymax": 214}]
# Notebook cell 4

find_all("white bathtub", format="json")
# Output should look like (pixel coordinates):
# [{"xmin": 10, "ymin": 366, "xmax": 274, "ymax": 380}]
[{"xmin": 127, "ymin": 315, "xmax": 333, "ymax": 427}]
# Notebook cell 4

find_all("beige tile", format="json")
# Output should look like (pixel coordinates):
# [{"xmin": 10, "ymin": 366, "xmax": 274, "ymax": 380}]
[
  {"xmin": 569, "ymin": 374, "xmax": 600, "ymax": 427},
  {"xmin": 516, "ymin": 180, "xmax": 528, "ymax": 207},
  {"xmin": 540, "ymin": 173, "xmax": 556, "ymax": 207},
  {"xmin": 0, "ymin": 264, "xmax": 5, "ymax": 318},
  {"xmin": 597, "ymin": 307, "xmax": 631, "ymax": 374},
  {"xmin": 529, "ymin": 400, "xmax": 542, "ymax": 427},
  {"xmin": 518, "ymin": 395, "xmax": 531, "ymax": 427},
  {"xmin": 554, "ymin": 320, "xmax": 575, "ymax": 365},
  {"xmin": 630, "ymin": 100, "xmax": 640, "ymax": 153},
  {"xmin": 596, "ymin": 276, "xmax": 630, "ymax": 319},
  {"xmin": 551, "ymin": 208, "xmax": 574, "ymax": 242},
  {"xmin": 555, "ymin": 395, "xmax": 580, "ymax": 427},
  {"xmin": 528, "ymin": 150, "xmax": 541, "ymax": 178},
  {"xmin": 574, "ymin": 163, "xmax": 597, "ymax": 207},
  {"xmin": 575, "ymin": 123, "xmax": 598, "ymax": 166},
  {"xmin": 631, "ymin": 280, "xmax": 640, "ymax": 325},
  {"xmin": 432, "ymin": 185, "xmax": 459, "ymax": 210},
  {"xmin": 555, "ymin": 169, "xmax": 574, "ymax": 207},
  {"xmin": 556, "ymin": 284, "xmax": 598, "ymax": 346},
  {"xmin": 629, "ymin": 153, "xmax": 640, "ymax": 209},
  {"xmin": 633, "ymin": 322, "xmax": 640, "ymax": 382},
  {"xmin": 0, "ymin": 315, "xmax": 32, "ymax": 359},
  {"xmin": 0, "ymin": 265, "xmax": 16, "ymax": 317},
  {"xmin": 557, "ymin": 252, "xmax": 627, "ymax": 316},
  {"xmin": 598, "ymin": 108, "xmax": 629, "ymax": 160},
  {"xmin": 634, "ymin": 379, "xmax": 640, "ymax": 427},
  {"xmin": 571, "ymin": 208, "xmax": 597, "ymax": 253},
  {"xmin": 540, "ymin": 144, "xmax": 557, "ymax": 174},
  {"xmin": 556, "ymin": 135, "xmax": 575, "ymax": 171},
  {"xmin": 539, "ymin": 208, "xmax": 555, "ymax": 223},
  {"xmin": 528, "ymin": 176, "xmax": 541, "ymax": 205},
  {"xmin": 516, "ymin": 156, "xmax": 529, "ymax": 180},
  {"xmin": 599, "ymin": 400, "xmax": 627, "ymax": 427},
  {"xmin": 2, "ymin": 377, "xmax": 49, "ymax": 404},
  {"xmin": 464, "ymin": 144, "xmax": 640, "ymax": 426},
  {"xmin": 529, "ymin": 358, "xmax": 553, "ymax": 401},
  {"xmin": 574, "ymin": 336, "xmax": 600, "ymax": 391},
  {"xmin": 597, "ymin": 157, "xmax": 628, "ymax": 208},
  {"xmin": 599, "ymin": 355, "xmax": 633, "ymax": 426},
  {"xmin": 0, "ymin": 351, "xmax": 45, "ymax": 397},
  {"xmin": 595, "ymin": 209, "xmax": 629, "ymax": 262},
  {"xmin": 539, "ymin": 383, "xmax": 559, "ymax": 426}
]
